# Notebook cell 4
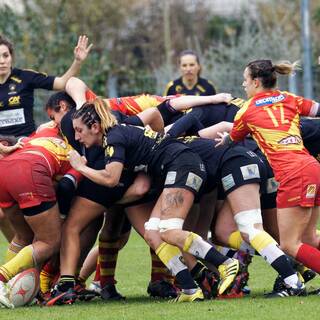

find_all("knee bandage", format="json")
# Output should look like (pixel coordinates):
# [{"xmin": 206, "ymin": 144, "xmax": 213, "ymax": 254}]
[
  {"xmin": 234, "ymin": 209, "xmax": 263, "ymax": 241},
  {"xmin": 144, "ymin": 218, "xmax": 160, "ymax": 231},
  {"xmin": 159, "ymin": 218, "xmax": 184, "ymax": 233}
]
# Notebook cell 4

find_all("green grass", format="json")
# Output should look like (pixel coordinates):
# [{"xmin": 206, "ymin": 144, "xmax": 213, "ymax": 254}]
[{"xmin": 0, "ymin": 231, "xmax": 319, "ymax": 320}]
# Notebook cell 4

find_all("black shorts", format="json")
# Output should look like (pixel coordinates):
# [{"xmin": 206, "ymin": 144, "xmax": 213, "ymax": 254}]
[
  {"xmin": 257, "ymin": 152, "xmax": 277, "ymax": 210},
  {"xmin": 157, "ymin": 100, "xmax": 182, "ymax": 126},
  {"xmin": 162, "ymin": 151, "xmax": 207, "ymax": 196},
  {"xmin": 77, "ymin": 157, "xmax": 136, "ymax": 208},
  {"xmin": 219, "ymin": 155, "xmax": 265, "ymax": 197}
]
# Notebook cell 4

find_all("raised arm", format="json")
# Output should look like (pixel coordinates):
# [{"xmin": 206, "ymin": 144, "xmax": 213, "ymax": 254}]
[
  {"xmin": 65, "ymin": 77, "xmax": 89, "ymax": 109},
  {"xmin": 53, "ymin": 35, "xmax": 93, "ymax": 90}
]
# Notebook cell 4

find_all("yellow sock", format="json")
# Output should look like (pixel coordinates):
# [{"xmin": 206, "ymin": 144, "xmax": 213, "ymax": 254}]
[
  {"xmin": 156, "ymin": 242, "xmax": 181, "ymax": 266},
  {"xmin": 40, "ymin": 270, "xmax": 54, "ymax": 293},
  {"xmin": 0, "ymin": 245, "xmax": 34, "ymax": 281},
  {"xmin": 228, "ymin": 231, "xmax": 243, "ymax": 250},
  {"xmin": 182, "ymin": 232, "xmax": 198, "ymax": 252},
  {"xmin": 250, "ymin": 231, "xmax": 277, "ymax": 252},
  {"xmin": 5, "ymin": 241, "xmax": 25, "ymax": 262}
]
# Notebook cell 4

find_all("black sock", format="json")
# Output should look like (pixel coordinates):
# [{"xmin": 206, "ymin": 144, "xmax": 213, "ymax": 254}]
[
  {"xmin": 175, "ymin": 269, "xmax": 198, "ymax": 290},
  {"xmin": 204, "ymin": 248, "xmax": 228, "ymax": 267},
  {"xmin": 59, "ymin": 275, "xmax": 76, "ymax": 291}
]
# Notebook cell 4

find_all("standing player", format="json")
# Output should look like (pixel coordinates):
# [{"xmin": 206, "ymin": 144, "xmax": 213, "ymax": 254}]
[
  {"xmin": 163, "ymin": 50, "xmax": 216, "ymax": 96},
  {"xmin": 216, "ymin": 59, "xmax": 320, "ymax": 297}
]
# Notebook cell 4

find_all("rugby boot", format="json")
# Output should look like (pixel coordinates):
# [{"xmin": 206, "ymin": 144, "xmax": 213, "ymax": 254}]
[
  {"xmin": 74, "ymin": 282, "xmax": 98, "ymax": 301},
  {"xmin": 88, "ymin": 280, "xmax": 101, "ymax": 294},
  {"xmin": 171, "ymin": 288, "xmax": 204, "ymax": 302},
  {"xmin": 45, "ymin": 284, "xmax": 76, "ymax": 306},
  {"xmin": 147, "ymin": 279, "xmax": 178, "ymax": 298},
  {"xmin": 217, "ymin": 259, "xmax": 240, "ymax": 295},
  {"xmin": 100, "ymin": 283, "xmax": 125, "ymax": 301},
  {"xmin": 219, "ymin": 265, "xmax": 249, "ymax": 299},
  {"xmin": 194, "ymin": 269, "xmax": 219, "ymax": 299},
  {"xmin": 265, "ymin": 282, "xmax": 307, "ymax": 298}
]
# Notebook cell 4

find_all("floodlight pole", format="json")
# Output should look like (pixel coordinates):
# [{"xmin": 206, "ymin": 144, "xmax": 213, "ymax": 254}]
[{"xmin": 301, "ymin": 0, "xmax": 313, "ymax": 99}]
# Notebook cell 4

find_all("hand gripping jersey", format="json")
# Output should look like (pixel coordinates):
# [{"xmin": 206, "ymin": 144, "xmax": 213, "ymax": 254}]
[{"xmin": 230, "ymin": 90, "xmax": 319, "ymax": 182}]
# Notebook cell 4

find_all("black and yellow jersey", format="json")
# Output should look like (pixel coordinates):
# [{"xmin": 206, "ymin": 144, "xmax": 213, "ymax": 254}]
[
  {"xmin": 0, "ymin": 68, "xmax": 55, "ymax": 136},
  {"xmin": 163, "ymin": 77, "xmax": 216, "ymax": 96}
]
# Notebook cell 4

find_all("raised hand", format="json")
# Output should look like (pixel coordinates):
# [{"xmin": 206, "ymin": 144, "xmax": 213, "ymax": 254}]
[{"xmin": 74, "ymin": 35, "xmax": 93, "ymax": 63}]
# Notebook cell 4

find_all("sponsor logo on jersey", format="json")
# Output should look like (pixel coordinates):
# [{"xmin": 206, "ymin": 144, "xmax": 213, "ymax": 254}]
[
  {"xmin": 186, "ymin": 172, "xmax": 203, "ymax": 192},
  {"xmin": 0, "ymin": 108, "xmax": 25, "ymax": 127},
  {"xmin": 266, "ymin": 177, "xmax": 279, "ymax": 194},
  {"xmin": 8, "ymin": 95, "xmax": 21, "ymax": 106},
  {"xmin": 175, "ymin": 85, "xmax": 182, "ymax": 93},
  {"xmin": 278, "ymin": 135, "xmax": 302, "ymax": 145},
  {"xmin": 8, "ymin": 83, "xmax": 17, "ymax": 95},
  {"xmin": 222, "ymin": 173, "xmax": 235, "ymax": 191},
  {"xmin": 306, "ymin": 184, "xmax": 316, "ymax": 198},
  {"xmin": 255, "ymin": 94, "xmax": 285, "ymax": 107},
  {"xmin": 165, "ymin": 171, "xmax": 177, "ymax": 185},
  {"xmin": 240, "ymin": 164, "xmax": 260, "ymax": 180},
  {"xmin": 105, "ymin": 145, "xmax": 114, "ymax": 157}
]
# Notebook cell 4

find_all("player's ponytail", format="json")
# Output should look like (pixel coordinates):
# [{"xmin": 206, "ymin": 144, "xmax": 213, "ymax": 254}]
[{"xmin": 246, "ymin": 59, "xmax": 299, "ymax": 89}]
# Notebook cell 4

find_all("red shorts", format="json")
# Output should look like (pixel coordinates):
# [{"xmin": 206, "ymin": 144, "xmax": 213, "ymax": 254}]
[
  {"xmin": 0, "ymin": 153, "xmax": 56, "ymax": 209},
  {"xmin": 276, "ymin": 160, "xmax": 320, "ymax": 208}
]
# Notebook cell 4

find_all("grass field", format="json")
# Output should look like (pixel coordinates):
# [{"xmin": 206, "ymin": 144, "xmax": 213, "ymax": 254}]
[{"xmin": 0, "ymin": 231, "xmax": 319, "ymax": 320}]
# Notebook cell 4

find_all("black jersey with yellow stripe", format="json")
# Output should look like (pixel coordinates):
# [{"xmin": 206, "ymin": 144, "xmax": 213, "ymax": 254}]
[
  {"xmin": 164, "ymin": 77, "xmax": 216, "ymax": 96},
  {"xmin": 0, "ymin": 68, "xmax": 55, "ymax": 136}
]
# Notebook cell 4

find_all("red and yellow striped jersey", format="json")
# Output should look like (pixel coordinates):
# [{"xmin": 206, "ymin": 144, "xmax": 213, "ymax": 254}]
[
  {"xmin": 106, "ymin": 94, "xmax": 166, "ymax": 116},
  {"xmin": 230, "ymin": 90, "xmax": 318, "ymax": 181}
]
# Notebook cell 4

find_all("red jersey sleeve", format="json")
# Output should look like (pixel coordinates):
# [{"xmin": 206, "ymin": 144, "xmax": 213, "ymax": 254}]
[
  {"xmin": 85, "ymin": 89, "xmax": 97, "ymax": 102},
  {"xmin": 285, "ymin": 92, "xmax": 319, "ymax": 117}
]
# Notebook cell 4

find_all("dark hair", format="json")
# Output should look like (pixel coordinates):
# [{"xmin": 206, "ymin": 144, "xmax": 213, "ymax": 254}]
[
  {"xmin": 178, "ymin": 49, "xmax": 200, "ymax": 65},
  {"xmin": 45, "ymin": 91, "xmax": 76, "ymax": 112},
  {"xmin": 246, "ymin": 59, "xmax": 297, "ymax": 89},
  {"xmin": 72, "ymin": 99, "xmax": 118, "ymax": 131},
  {"xmin": 0, "ymin": 35, "xmax": 14, "ymax": 58},
  {"xmin": 72, "ymin": 103, "xmax": 101, "ymax": 129}
]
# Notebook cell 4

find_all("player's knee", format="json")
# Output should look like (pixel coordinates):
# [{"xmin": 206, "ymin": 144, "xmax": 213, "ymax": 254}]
[{"xmin": 234, "ymin": 209, "xmax": 263, "ymax": 241}]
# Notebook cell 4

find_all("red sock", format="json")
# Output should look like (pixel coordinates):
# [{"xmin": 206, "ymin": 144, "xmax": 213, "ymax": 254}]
[
  {"xmin": 150, "ymin": 248, "xmax": 171, "ymax": 282},
  {"xmin": 93, "ymin": 261, "xmax": 100, "ymax": 282},
  {"xmin": 0, "ymin": 273, "xmax": 7, "ymax": 282},
  {"xmin": 99, "ymin": 240, "xmax": 119, "ymax": 287},
  {"xmin": 296, "ymin": 243, "xmax": 320, "ymax": 273}
]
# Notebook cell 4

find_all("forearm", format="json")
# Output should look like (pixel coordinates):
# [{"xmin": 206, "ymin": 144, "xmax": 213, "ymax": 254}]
[
  {"xmin": 167, "ymin": 114, "xmax": 203, "ymax": 138},
  {"xmin": 65, "ymin": 77, "xmax": 88, "ymax": 109},
  {"xmin": 169, "ymin": 95, "xmax": 215, "ymax": 111},
  {"xmin": 53, "ymin": 60, "xmax": 82, "ymax": 90},
  {"xmin": 199, "ymin": 121, "xmax": 233, "ymax": 139},
  {"xmin": 77, "ymin": 165, "xmax": 119, "ymax": 187},
  {"xmin": 169, "ymin": 93, "xmax": 232, "ymax": 111}
]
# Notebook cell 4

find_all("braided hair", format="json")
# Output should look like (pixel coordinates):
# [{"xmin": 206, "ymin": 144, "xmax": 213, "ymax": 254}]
[{"xmin": 72, "ymin": 98, "xmax": 118, "ymax": 131}]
